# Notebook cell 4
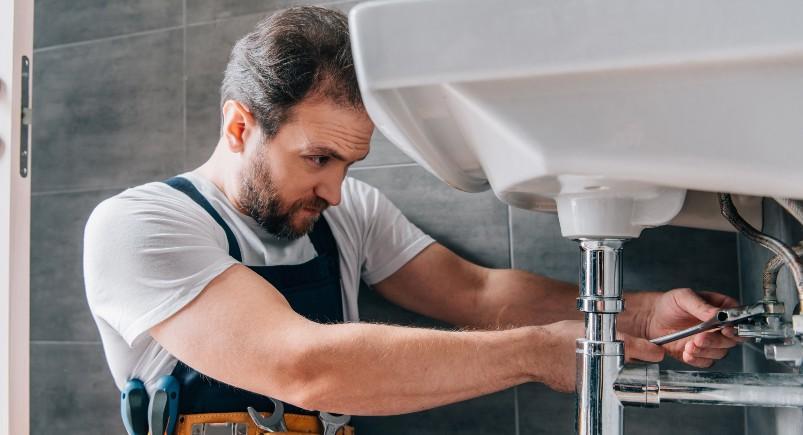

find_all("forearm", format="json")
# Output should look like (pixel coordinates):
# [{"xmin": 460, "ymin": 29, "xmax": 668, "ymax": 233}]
[
  {"xmin": 470, "ymin": 269, "xmax": 658, "ymax": 338},
  {"xmin": 466, "ymin": 269, "xmax": 581, "ymax": 329},
  {"xmin": 284, "ymin": 322, "xmax": 548, "ymax": 415}
]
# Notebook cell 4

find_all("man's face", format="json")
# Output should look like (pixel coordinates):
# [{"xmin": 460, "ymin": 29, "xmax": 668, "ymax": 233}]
[{"xmin": 239, "ymin": 98, "xmax": 373, "ymax": 239}]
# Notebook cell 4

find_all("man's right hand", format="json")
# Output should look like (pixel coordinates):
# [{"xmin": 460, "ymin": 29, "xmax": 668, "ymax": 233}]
[
  {"xmin": 150, "ymin": 265, "xmax": 663, "ymax": 414},
  {"xmin": 534, "ymin": 320, "xmax": 665, "ymax": 393}
]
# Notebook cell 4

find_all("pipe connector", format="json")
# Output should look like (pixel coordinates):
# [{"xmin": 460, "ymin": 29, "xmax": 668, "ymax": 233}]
[
  {"xmin": 765, "ymin": 342, "xmax": 803, "ymax": 367},
  {"xmin": 613, "ymin": 364, "xmax": 659, "ymax": 407}
]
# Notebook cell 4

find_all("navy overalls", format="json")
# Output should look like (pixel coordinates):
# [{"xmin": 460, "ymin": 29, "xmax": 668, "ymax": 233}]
[{"xmin": 164, "ymin": 176, "xmax": 344, "ymax": 416}]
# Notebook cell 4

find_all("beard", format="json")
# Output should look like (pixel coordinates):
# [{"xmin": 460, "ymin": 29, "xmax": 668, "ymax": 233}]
[{"xmin": 239, "ymin": 149, "xmax": 329, "ymax": 240}]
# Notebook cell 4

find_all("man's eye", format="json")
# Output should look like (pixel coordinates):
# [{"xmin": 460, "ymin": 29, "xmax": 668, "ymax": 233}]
[{"xmin": 307, "ymin": 156, "xmax": 330, "ymax": 167}]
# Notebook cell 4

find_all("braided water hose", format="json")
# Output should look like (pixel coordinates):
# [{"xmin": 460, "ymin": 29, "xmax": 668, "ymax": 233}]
[
  {"xmin": 719, "ymin": 193, "xmax": 803, "ymax": 308},
  {"xmin": 763, "ymin": 243, "xmax": 803, "ymax": 302}
]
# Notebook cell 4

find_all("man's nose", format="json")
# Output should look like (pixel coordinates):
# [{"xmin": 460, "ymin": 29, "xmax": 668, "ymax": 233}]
[{"xmin": 314, "ymin": 176, "xmax": 343, "ymax": 207}]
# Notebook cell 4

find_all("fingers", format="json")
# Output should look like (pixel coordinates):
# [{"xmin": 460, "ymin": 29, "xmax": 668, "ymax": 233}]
[
  {"xmin": 685, "ymin": 340, "xmax": 729, "ymax": 360},
  {"xmin": 622, "ymin": 334, "xmax": 665, "ymax": 363},
  {"xmin": 721, "ymin": 326, "xmax": 738, "ymax": 338},
  {"xmin": 679, "ymin": 330, "xmax": 735, "ymax": 367},
  {"xmin": 691, "ymin": 330, "xmax": 739, "ymax": 349},
  {"xmin": 670, "ymin": 288, "xmax": 719, "ymax": 322},
  {"xmin": 697, "ymin": 290, "xmax": 740, "ymax": 309},
  {"xmin": 682, "ymin": 353, "xmax": 715, "ymax": 368},
  {"xmin": 721, "ymin": 326, "xmax": 748, "ymax": 342}
]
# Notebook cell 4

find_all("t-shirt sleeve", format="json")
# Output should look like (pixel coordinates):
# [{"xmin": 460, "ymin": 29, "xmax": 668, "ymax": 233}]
[
  {"xmin": 346, "ymin": 179, "xmax": 435, "ymax": 285},
  {"xmin": 83, "ymin": 186, "xmax": 238, "ymax": 347}
]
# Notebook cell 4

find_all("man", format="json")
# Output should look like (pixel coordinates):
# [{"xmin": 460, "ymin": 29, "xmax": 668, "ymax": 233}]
[{"xmin": 84, "ymin": 5, "xmax": 739, "ymax": 428}]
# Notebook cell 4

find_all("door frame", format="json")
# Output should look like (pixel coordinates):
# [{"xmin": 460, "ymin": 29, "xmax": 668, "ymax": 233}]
[{"xmin": 0, "ymin": 0, "xmax": 32, "ymax": 434}]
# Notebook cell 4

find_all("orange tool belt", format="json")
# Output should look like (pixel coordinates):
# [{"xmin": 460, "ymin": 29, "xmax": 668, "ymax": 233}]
[{"xmin": 174, "ymin": 411, "xmax": 355, "ymax": 435}]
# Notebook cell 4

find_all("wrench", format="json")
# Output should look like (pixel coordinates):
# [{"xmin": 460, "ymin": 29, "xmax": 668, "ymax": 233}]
[
  {"xmin": 650, "ymin": 303, "xmax": 765, "ymax": 345},
  {"xmin": 247, "ymin": 397, "xmax": 288, "ymax": 433},
  {"xmin": 318, "ymin": 412, "xmax": 351, "ymax": 435}
]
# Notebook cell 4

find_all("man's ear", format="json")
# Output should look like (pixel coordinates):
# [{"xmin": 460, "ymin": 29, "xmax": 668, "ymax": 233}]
[{"xmin": 221, "ymin": 100, "xmax": 257, "ymax": 153}]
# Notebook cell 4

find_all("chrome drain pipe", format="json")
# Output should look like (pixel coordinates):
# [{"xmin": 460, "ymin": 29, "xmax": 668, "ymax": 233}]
[
  {"xmin": 576, "ymin": 239, "xmax": 627, "ymax": 435},
  {"xmin": 615, "ymin": 364, "xmax": 803, "ymax": 408}
]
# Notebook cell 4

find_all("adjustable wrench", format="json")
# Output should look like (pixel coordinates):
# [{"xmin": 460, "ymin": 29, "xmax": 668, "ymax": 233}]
[
  {"xmin": 650, "ymin": 303, "xmax": 765, "ymax": 345},
  {"xmin": 319, "ymin": 412, "xmax": 350, "ymax": 435},
  {"xmin": 247, "ymin": 397, "xmax": 288, "ymax": 432}
]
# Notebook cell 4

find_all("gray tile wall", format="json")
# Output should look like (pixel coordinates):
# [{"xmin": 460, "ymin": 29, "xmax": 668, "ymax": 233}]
[
  {"xmin": 32, "ymin": 1, "xmax": 745, "ymax": 434},
  {"xmin": 738, "ymin": 200, "xmax": 803, "ymax": 435}
]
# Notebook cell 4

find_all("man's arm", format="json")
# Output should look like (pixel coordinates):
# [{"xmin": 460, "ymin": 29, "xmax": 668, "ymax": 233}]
[
  {"xmin": 151, "ymin": 263, "xmax": 659, "ymax": 415},
  {"xmin": 372, "ymin": 243, "xmax": 739, "ymax": 367},
  {"xmin": 371, "ymin": 243, "xmax": 580, "ymax": 329}
]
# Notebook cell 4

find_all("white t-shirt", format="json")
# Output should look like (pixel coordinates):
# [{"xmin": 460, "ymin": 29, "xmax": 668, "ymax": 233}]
[{"xmin": 83, "ymin": 172, "xmax": 434, "ymax": 393}]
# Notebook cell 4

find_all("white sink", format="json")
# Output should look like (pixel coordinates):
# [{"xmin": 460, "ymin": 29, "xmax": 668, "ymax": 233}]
[{"xmin": 349, "ymin": 0, "xmax": 803, "ymax": 238}]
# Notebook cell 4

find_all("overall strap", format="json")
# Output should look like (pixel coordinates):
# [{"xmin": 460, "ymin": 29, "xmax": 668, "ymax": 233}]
[
  {"xmin": 163, "ymin": 176, "xmax": 243, "ymax": 262},
  {"xmin": 308, "ymin": 214, "xmax": 338, "ymax": 258}
]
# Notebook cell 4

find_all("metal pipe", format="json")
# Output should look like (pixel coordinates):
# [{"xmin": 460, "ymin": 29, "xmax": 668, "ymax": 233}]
[
  {"xmin": 763, "ymin": 242, "xmax": 803, "ymax": 302},
  {"xmin": 586, "ymin": 314, "xmax": 617, "ymax": 342},
  {"xmin": 576, "ymin": 239, "xmax": 627, "ymax": 435},
  {"xmin": 774, "ymin": 197, "xmax": 803, "ymax": 226},
  {"xmin": 615, "ymin": 364, "xmax": 803, "ymax": 408},
  {"xmin": 719, "ymin": 193, "xmax": 803, "ymax": 310}
]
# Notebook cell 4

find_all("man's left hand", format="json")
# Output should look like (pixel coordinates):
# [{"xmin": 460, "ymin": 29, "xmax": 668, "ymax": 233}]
[{"xmin": 636, "ymin": 288, "xmax": 741, "ymax": 368}]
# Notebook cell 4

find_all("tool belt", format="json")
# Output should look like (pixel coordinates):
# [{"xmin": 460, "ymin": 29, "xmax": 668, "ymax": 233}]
[{"xmin": 174, "ymin": 411, "xmax": 356, "ymax": 435}]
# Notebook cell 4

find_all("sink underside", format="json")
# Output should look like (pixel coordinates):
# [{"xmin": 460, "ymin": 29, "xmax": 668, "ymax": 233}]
[{"xmin": 350, "ymin": 0, "xmax": 803, "ymax": 237}]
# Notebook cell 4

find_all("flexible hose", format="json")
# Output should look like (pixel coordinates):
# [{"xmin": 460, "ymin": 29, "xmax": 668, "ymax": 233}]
[
  {"xmin": 718, "ymin": 193, "xmax": 803, "ymax": 308},
  {"xmin": 763, "ymin": 243, "xmax": 803, "ymax": 301},
  {"xmin": 774, "ymin": 198, "xmax": 803, "ymax": 226}
]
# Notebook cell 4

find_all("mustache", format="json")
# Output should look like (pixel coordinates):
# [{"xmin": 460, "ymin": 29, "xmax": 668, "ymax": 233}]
[{"xmin": 293, "ymin": 196, "xmax": 329, "ymax": 213}]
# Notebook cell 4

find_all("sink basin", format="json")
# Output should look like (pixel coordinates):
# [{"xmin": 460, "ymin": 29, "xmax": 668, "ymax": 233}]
[{"xmin": 349, "ymin": 0, "xmax": 803, "ymax": 238}]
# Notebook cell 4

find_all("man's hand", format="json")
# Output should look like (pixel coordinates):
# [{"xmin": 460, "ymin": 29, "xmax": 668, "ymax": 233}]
[
  {"xmin": 538, "ymin": 321, "xmax": 665, "ymax": 393},
  {"xmin": 636, "ymin": 288, "xmax": 741, "ymax": 368}
]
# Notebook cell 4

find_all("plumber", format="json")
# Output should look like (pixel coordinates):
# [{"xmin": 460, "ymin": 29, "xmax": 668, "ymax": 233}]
[{"xmin": 83, "ymin": 5, "xmax": 739, "ymax": 432}]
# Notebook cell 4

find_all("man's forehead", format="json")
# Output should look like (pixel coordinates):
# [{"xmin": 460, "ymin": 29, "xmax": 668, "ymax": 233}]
[
  {"xmin": 292, "ymin": 96, "xmax": 371, "ymax": 126},
  {"xmin": 289, "ymin": 99, "xmax": 373, "ymax": 156}
]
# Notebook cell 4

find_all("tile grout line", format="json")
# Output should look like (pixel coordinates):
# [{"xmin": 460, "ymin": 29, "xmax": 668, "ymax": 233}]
[
  {"xmin": 508, "ymin": 205, "xmax": 515, "ymax": 268},
  {"xmin": 735, "ymin": 224, "xmax": 748, "ymax": 434},
  {"xmin": 744, "ymin": 411, "xmax": 749, "ymax": 435},
  {"xmin": 32, "ymin": 184, "xmax": 133, "ymax": 197},
  {"xmin": 33, "ymin": 24, "xmax": 185, "ymax": 53},
  {"xmin": 513, "ymin": 384, "xmax": 521, "ymax": 435},
  {"xmin": 183, "ymin": 0, "xmax": 188, "ymax": 171},
  {"xmin": 737, "ymin": 233, "xmax": 748, "ymax": 435},
  {"xmin": 186, "ymin": 11, "xmax": 267, "ymax": 28},
  {"xmin": 31, "ymin": 340, "xmax": 101, "ymax": 345},
  {"xmin": 508, "ymin": 205, "xmax": 520, "ymax": 435}
]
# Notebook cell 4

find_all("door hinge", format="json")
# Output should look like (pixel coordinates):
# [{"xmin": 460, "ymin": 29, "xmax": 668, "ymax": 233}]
[{"xmin": 20, "ymin": 55, "xmax": 30, "ymax": 178}]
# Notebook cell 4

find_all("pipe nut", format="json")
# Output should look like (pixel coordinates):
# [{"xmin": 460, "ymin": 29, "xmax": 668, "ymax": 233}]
[
  {"xmin": 762, "ymin": 301, "xmax": 785, "ymax": 315},
  {"xmin": 764, "ymin": 343, "xmax": 803, "ymax": 367},
  {"xmin": 576, "ymin": 339, "xmax": 624, "ymax": 356},
  {"xmin": 576, "ymin": 297, "xmax": 624, "ymax": 313},
  {"xmin": 793, "ymin": 315, "xmax": 803, "ymax": 335}
]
